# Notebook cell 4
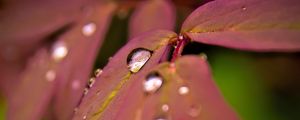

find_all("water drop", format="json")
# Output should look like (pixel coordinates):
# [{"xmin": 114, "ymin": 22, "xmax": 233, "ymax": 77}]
[
  {"xmin": 242, "ymin": 6, "xmax": 247, "ymax": 11},
  {"xmin": 127, "ymin": 48, "xmax": 152, "ymax": 73},
  {"xmin": 161, "ymin": 104, "xmax": 169, "ymax": 112},
  {"xmin": 88, "ymin": 77, "xmax": 96, "ymax": 88},
  {"xmin": 82, "ymin": 22, "xmax": 96, "ymax": 36},
  {"xmin": 144, "ymin": 72, "xmax": 163, "ymax": 94},
  {"xmin": 188, "ymin": 105, "xmax": 201, "ymax": 117},
  {"xmin": 199, "ymin": 53, "xmax": 207, "ymax": 60},
  {"xmin": 83, "ymin": 115, "xmax": 87, "ymax": 120},
  {"xmin": 74, "ymin": 107, "xmax": 78, "ymax": 113},
  {"xmin": 46, "ymin": 70, "xmax": 56, "ymax": 82},
  {"xmin": 83, "ymin": 88, "xmax": 89, "ymax": 95},
  {"xmin": 178, "ymin": 86, "xmax": 189, "ymax": 95},
  {"xmin": 52, "ymin": 41, "xmax": 68, "ymax": 62},
  {"xmin": 94, "ymin": 68, "xmax": 103, "ymax": 77}
]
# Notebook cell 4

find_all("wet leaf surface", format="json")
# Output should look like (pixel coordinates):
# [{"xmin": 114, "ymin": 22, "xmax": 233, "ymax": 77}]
[
  {"xmin": 182, "ymin": 0, "xmax": 300, "ymax": 52},
  {"xmin": 100, "ymin": 55, "xmax": 238, "ymax": 120},
  {"xmin": 6, "ymin": 1, "xmax": 116, "ymax": 120},
  {"xmin": 73, "ymin": 30, "xmax": 176, "ymax": 120},
  {"xmin": 129, "ymin": 0, "xmax": 176, "ymax": 39}
]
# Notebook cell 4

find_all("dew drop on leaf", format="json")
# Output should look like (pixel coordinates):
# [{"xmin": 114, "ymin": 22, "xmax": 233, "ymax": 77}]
[
  {"xmin": 178, "ymin": 86, "xmax": 189, "ymax": 95},
  {"xmin": 88, "ymin": 77, "xmax": 96, "ymax": 88},
  {"xmin": 94, "ymin": 68, "xmax": 103, "ymax": 77},
  {"xmin": 143, "ymin": 72, "xmax": 163, "ymax": 94},
  {"xmin": 161, "ymin": 104, "xmax": 169, "ymax": 112},
  {"xmin": 83, "ymin": 115, "xmax": 87, "ymax": 120},
  {"xmin": 51, "ymin": 41, "xmax": 68, "ymax": 62},
  {"xmin": 45, "ymin": 70, "xmax": 56, "ymax": 82},
  {"xmin": 154, "ymin": 116, "xmax": 167, "ymax": 120},
  {"xmin": 127, "ymin": 48, "xmax": 152, "ymax": 73},
  {"xmin": 82, "ymin": 22, "xmax": 96, "ymax": 36}
]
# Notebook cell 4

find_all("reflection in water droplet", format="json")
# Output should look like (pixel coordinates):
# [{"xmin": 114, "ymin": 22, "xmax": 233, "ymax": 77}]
[
  {"xmin": 144, "ymin": 72, "xmax": 163, "ymax": 94},
  {"xmin": 94, "ymin": 68, "xmax": 103, "ymax": 77},
  {"xmin": 188, "ymin": 105, "xmax": 201, "ymax": 117},
  {"xmin": 46, "ymin": 70, "xmax": 56, "ymax": 82},
  {"xmin": 52, "ymin": 41, "xmax": 68, "ymax": 62},
  {"xmin": 178, "ymin": 86, "xmax": 189, "ymax": 95},
  {"xmin": 127, "ymin": 48, "xmax": 152, "ymax": 73},
  {"xmin": 83, "ymin": 88, "xmax": 89, "ymax": 95},
  {"xmin": 82, "ymin": 22, "xmax": 96, "ymax": 36},
  {"xmin": 161, "ymin": 104, "xmax": 169, "ymax": 112},
  {"xmin": 88, "ymin": 77, "xmax": 96, "ymax": 88}
]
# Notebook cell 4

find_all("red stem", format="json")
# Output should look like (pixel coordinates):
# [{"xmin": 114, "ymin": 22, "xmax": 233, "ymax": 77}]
[{"xmin": 171, "ymin": 35, "xmax": 188, "ymax": 62}]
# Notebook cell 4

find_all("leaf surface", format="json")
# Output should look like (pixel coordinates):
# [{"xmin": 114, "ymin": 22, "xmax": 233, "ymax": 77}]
[
  {"xmin": 73, "ymin": 30, "xmax": 176, "ymax": 120},
  {"xmin": 182, "ymin": 0, "xmax": 300, "ymax": 52},
  {"xmin": 7, "ymin": 2, "xmax": 116, "ymax": 120},
  {"xmin": 101, "ymin": 55, "xmax": 238, "ymax": 120},
  {"xmin": 129, "ymin": 0, "xmax": 176, "ymax": 39}
]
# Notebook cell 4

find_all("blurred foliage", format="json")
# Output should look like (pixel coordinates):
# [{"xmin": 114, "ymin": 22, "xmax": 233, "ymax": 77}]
[{"xmin": 0, "ymin": 94, "xmax": 6, "ymax": 120}]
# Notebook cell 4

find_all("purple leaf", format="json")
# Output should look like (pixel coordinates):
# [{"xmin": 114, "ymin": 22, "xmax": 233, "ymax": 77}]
[
  {"xmin": 73, "ymin": 30, "xmax": 176, "ymax": 120},
  {"xmin": 7, "ymin": 2, "xmax": 116, "ymax": 120},
  {"xmin": 129, "ymin": 0, "xmax": 176, "ymax": 39},
  {"xmin": 182, "ymin": 0, "xmax": 300, "ymax": 52},
  {"xmin": 102, "ymin": 55, "xmax": 238, "ymax": 119},
  {"xmin": 53, "ymin": 3, "xmax": 116, "ymax": 120}
]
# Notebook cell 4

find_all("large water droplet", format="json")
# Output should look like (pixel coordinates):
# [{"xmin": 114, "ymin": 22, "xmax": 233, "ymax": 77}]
[
  {"xmin": 82, "ymin": 22, "xmax": 96, "ymax": 36},
  {"xmin": 52, "ymin": 41, "xmax": 68, "ymax": 62},
  {"xmin": 127, "ymin": 48, "xmax": 152, "ymax": 73},
  {"xmin": 144, "ymin": 72, "xmax": 163, "ymax": 94},
  {"xmin": 178, "ymin": 86, "xmax": 189, "ymax": 95},
  {"xmin": 154, "ymin": 116, "xmax": 167, "ymax": 120},
  {"xmin": 46, "ymin": 70, "xmax": 56, "ymax": 82}
]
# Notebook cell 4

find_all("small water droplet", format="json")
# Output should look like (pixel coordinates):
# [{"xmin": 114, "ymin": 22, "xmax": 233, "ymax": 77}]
[
  {"xmin": 74, "ymin": 107, "xmax": 78, "ymax": 113},
  {"xmin": 178, "ymin": 35, "xmax": 184, "ymax": 40},
  {"xmin": 161, "ymin": 104, "xmax": 169, "ymax": 112},
  {"xmin": 52, "ymin": 41, "xmax": 68, "ymax": 62},
  {"xmin": 94, "ymin": 68, "xmax": 103, "ymax": 77},
  {"xmin": 178, "ymin": 86, "xmax": 189, "ymax": 95},
  {"xmin": 88, "ymin": 77, "xmax": 95, "ymax": 88},
  {"xmin": 72, "ymin": 79, "xmax": 80, "ymax": 90},
  {"xmin": 242, "ymin": 6, "xmax": 247, "ymax": 11},
  {"xmin": 82, "ymin": 22, "xmax": 96, "ymax": 36},
  {"xmin": 46, "ymin": 70, "xmax": 56, "ymax": 82},
  {"xmin": 199, "ymin": 53, "xmax": 207, "ymax": 60},
  {"xmin": 144, "ymin": 72, "xmax": 163, "ymax": 94},
  {"xmin": 188, "ymin": 105, "xmax": 201, "ymax": 117},
  {"xmin": 83, "ymin": 88, "xmax": 89, "ymax": 95},
  {"xmin": 83, "ymin": 115, "xmax": 87, "ymax": 120},
  {"xmin": 127, "ymin": 48, "xmax": 152, "ymax": 73}
]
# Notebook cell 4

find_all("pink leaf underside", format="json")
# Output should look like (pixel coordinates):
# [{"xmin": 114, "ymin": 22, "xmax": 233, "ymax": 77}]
[
  {"xmin": 7, "ymin": 2, "xmax": 116, "ymax": 120},
  {"xmin": 74, "ymin": 55, "xmax": 238, "ymax": 120},
  {"xmin": 73, "ymin": 30, "xmax": 177, "ymax": 120},
  {"xmin": 129, "ymin": 0, "xmax": 176, "ymax": 39},
  {"xmin": 182, "ymin": 0, "xmax": 300, "ymax": 52},
  {"xmin": 0, "ymin": 0, "xmax": 87, "ymax": 97}
]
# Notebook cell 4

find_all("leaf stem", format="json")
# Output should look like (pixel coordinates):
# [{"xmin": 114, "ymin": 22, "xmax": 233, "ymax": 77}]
[{"xmin": 171, "ymin": 34, "xmax": 189, "ymax": 62}]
